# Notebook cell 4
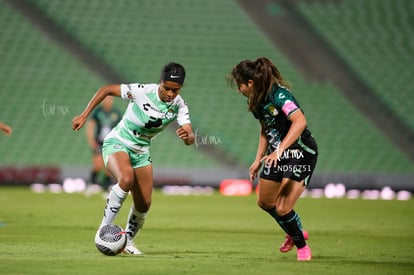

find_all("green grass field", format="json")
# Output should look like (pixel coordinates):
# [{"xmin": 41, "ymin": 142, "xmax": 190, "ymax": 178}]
[{"xmin": 0, "ymin": 187, "xmax": 413, "ymax": 275}]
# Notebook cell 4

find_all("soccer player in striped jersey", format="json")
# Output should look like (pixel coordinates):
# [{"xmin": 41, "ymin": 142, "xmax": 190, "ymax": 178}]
[
  {"xmin": 228, "ymin": 57, "xmax": 318, "ymax": 261},
  {"xmin": 72, "ymin": 62, "xmax": 194, "ymax": 255}
]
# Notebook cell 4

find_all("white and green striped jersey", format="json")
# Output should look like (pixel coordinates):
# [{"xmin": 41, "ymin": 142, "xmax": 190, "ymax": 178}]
[{"xmin": 105, "ymin": 83, "xmax": 191, "ymax": 152}]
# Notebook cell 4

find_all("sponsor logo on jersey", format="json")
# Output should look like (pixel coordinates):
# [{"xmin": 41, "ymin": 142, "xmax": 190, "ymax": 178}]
[
  {"xmin": 142, "ymin": 102, "xmax": 166, "ymax": 115},
  {"xmin": 268, "ymin": 105, "xmax": 279, "ymax": 116},
  {"xmin": 278, "ymin": 149, "xmax": 305, "ymax": 160},
  {"xmin": 165, "ymin": 109, "xmax": 175, "ymax": 120}
]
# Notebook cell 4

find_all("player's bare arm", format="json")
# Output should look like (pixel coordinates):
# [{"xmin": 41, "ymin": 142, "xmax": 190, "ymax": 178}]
[
  {"xmin": 72, "ymin": 84, "xmax": 121, "ymax": 131},
  {"xmin": 279, "ymin": 110, "xmax": 307, "ymax": 152},
  {"xmin": 250, "ymin": 122, "xmax": 268, "ymax": 181},
  {"xmin": 261, "ymin": 110, "xmax": 307, "ymax": 167}
]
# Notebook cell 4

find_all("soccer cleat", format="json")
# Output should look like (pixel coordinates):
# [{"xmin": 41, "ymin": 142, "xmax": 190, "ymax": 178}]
[
  {"xmin": 279, "ymin": 230, "xmax": 309, "ymax": 253},
  {"xmin": 123, "ymin": 241, "xmax": 144, "ymax": 255},
  {"xmin": 296, "ymin": 245, "xmax": 312, "ymax": 261}
]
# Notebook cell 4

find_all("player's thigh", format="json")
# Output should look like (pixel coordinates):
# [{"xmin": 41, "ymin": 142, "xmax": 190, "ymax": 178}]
[
  {"xmin": 106, "ymin": 151, "xmax": 135, "ymax": 186},
  {"xmin": 257, "ymin": 178, "xmax": 281, "ymax": 208},
  {"xmin": 102, "ymin": 138, "xmax": 135, "ymax": 185}
]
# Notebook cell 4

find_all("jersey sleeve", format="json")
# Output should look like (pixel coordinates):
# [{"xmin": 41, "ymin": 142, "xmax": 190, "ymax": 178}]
[
  {"xmin": 281, "ymin": 100, "xmax": 299, "ymax": 117},
  {"xmin": 271, "ymin": 86, "xmax": 300, "ymax": 117},
  {"xmin": 120, "ymin": 83, "xmax": 145, "ymax": 101},
  {"xmin": 176, "ymin": 97, "xmax": 191, "ymax": 126}
]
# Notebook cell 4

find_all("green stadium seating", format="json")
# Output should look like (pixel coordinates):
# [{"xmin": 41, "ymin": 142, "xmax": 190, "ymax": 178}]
[
  {"xmin": 297, "ymin": 0, "xmax": 414, "ymax": 131},
  {"xmin": 0, "ymin": 0, "xmax": 413, "ymax": 174},
  {"xmin": 0, "ymin": 0, "xmax": 220, "ymax": 168}
]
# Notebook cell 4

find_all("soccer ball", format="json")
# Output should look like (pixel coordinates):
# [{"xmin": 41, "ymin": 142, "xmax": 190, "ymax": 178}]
[{"xmin": 95, "ymin": 224, "xmax": 127, "ymax": 256}]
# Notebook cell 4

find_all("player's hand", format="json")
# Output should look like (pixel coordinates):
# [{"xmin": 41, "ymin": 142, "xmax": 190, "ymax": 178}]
[
  {"xmin": 261, "ymin": 151, "xmax": 279, "ymax": 168},
  {"xmin": 1, "ymin": 125, "xmax": 12, "ymax": 136},
  {"xmin": 72, "ymin": 115, "xmax": 87, "ymax": 131},
  {"xmin": 176, "ymin": 127, "xmax": 194, "ymax": 144},
  {"xmin": 249, "ymin": 160, "xmax": 261, "ymax": 182}
]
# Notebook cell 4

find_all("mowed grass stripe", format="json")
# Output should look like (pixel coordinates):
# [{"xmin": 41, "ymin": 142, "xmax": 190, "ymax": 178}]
[{"xmin": 0, "ymin": 187, "xmax": 413, "ymax": 274}]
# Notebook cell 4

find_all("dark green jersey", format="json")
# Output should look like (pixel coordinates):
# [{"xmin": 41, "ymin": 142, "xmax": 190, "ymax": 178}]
[
  {"xmin": 91, "ymin": 106, "xmax": 122, "ymax": 144},
  {"xmin": 253, "ymin": 84, "xmax": 309, "ymax": 152}
]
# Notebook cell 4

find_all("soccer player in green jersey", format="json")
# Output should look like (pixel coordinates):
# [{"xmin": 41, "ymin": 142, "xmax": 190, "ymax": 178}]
[
  {"xmin": 228, "ymin": 57, "xmax": 318, "ymax": 261},
  {"xmin": 72, "ymin": 62, "xmax": 194, "ymax": 255}
]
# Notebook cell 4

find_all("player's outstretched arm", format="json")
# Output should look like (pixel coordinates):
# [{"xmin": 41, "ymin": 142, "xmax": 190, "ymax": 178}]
[{"xmin": 72, "ymin": 84, "xmax": 121, "ymax": 132}]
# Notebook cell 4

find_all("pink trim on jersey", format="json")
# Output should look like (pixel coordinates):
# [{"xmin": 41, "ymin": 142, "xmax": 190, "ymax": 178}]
[{"xmin": 282, "ymin": 100, "xmax": 298, "ymax": 116}]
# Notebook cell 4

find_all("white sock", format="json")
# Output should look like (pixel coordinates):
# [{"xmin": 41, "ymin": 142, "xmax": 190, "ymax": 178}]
[
  {"xmin": 125, "ymin": 206, "xmax": 147, "ymax": 243},
  {"xmin": 99, "ymin": 183, "xmax": 128, "ymax": 228}
]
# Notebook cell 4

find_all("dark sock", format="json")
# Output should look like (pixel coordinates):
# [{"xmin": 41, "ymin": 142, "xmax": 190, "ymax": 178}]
[
  {"xmin": 91, "ymin": 171, "xmax": 98, "ymax": 184},
  {"xmin": 263, "ymin": 207, "xmax": 289, "ymax": 234},
  {"xmin": 103, "ymin": 176, "xmax": 112, "ymax": 191},
  {"xmin": 279, "ymin": 210, "xmax": 306, "ymax": 249}
]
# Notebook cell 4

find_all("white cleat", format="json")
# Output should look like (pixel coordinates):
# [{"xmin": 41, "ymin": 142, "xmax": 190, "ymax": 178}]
[{"xmin": 123, "ymin": 242, "xmax": 144, "ymax": 255}]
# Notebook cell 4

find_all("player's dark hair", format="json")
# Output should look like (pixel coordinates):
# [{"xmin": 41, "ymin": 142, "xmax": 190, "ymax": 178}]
[
  {"xmin": 228, "ymin": 57, "xmax": 291, "ymax": 113},
  {"xmin": 160, "ymin": 62, "xmax": 186, "ymax": 85}
]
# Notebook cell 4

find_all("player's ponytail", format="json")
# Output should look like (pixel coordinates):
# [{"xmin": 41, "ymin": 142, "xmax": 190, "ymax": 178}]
[
  {"xmin": 250, "ymin": 58, "xmax": 273, "ymax": 112},
  {"xmin": 255, "ymin": 57, "xmax": 291, "ymax": 90},
  {"xmin": 227, "ymin": 57, "xmax": 291, "ymax": 113}
]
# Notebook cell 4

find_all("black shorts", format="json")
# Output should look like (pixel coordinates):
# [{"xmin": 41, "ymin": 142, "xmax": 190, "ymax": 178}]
[{"xmin": 260, "ymin": 130, "xmax": 318, "ymax": 186}]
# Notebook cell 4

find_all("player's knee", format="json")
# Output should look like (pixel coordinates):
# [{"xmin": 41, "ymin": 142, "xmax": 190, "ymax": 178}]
[
  {"xmin": 257, "ymin": 199, "xmax": 273, "ymax": 211},
  {"xmin": 274, "ymin": 204, "xmax": 291, "ymax": 216},
  {"xmin": 117, "ymin": 172, "xmax": 135, "ymax": 190}
]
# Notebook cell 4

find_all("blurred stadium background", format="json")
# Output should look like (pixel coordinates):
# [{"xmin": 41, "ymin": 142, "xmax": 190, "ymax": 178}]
[{"xmin": 0, "ymin": 0, "xmax": 413, "ymax": 192}]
